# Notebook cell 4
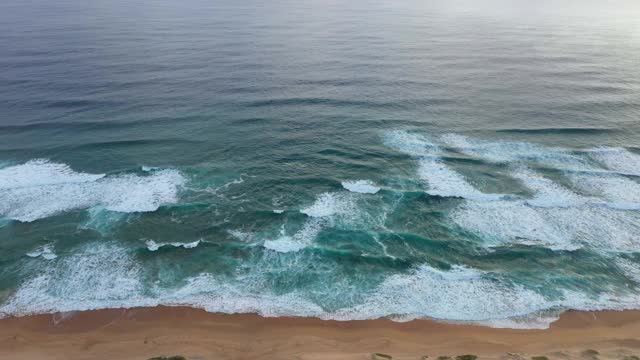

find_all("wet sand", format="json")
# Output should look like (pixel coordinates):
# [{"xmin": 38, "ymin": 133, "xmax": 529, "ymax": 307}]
[{"xmin": 1, "ymin": 307, "xmax": 640, "ymax": 360}]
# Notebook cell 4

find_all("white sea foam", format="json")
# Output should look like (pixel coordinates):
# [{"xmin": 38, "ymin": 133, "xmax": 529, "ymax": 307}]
[
  {"xmin": 161, "ymin": 273, "xmax": 325, "ymax": 317},
  {"xmin": 453, "ymin": 198, "xmax": 640, "ymax": 252},
  {"xmin": 449, "ymin": 168, "xmax": 640, "ymax": 251},
  {"xmin": 442, "ymin": 133, "xmax": 548, "ymax": 164},
  {"xmin": 263, "ymin": 219, "xmax": 324, "ymax": 253},
  {"xmin": 300, "ymin": 192, "xmax": 355, "ymax": 218},
  {"xmin": 227, "ymin": 229, "xmax": 255, "ymax": 243},
  {"xmin": 261, "ymin": 192, "xmax": 349, "ymax": 253},
  {"xmin": 479, "ymin": 313, "xmax": 563, "ymax": 329},
  {"xmin": 0, "ymin": 159, "xmax": 104, "ymax": 189},
  {"xmin": 0, "ymin": 160, "xmax": 186, "ymax": 222},
  {"xmin": 430, "ymin": 135, "xmax": 640, "ymax": 253},
  {"xmin": 273, "ymin": 209, "xmax": 284, "ymax": 214},
  {"xmin": 553, "ymin": 289, "xmax": 640, "ymax": 318},
  {"xmin": 267, "ymin": 189, "xmax": 391, "ymax": 254},
  {"xmin": 441, "ymin": 134, "xmax": 592, "ymax": 170},
  {"xmin": 383, "ymin": 131, "xmax": 501, "ymax": 200},
  {"xmin": 80, "ymin": 206, "xmax": 129, "ymax": 233},
  {"xmin": 0, "ymin": 242, "xmax": 325, "ymax": 318},
  {"xmin": 263, "ymin": 236, "xmax": 309, "ymax": 253},
  {"xmin": 452, "ymin": 200, "xmax": 578, "ymax": 250},
  {"xmin": 267, "ymin": 189, "xmax": 391, "ymax": 253},
  {"xmin": 328, "ymin": 265, "xmax": 552, "ymax": 324},
  {"xmin": 1, "ymin": 243, "xmax": 149, "ymax": 315},
  {"xmin": 616, "ymin": 258, "xmax": 640, "ymax": 284},
  {"xmin": 332, "ymin": 265, "xmax": 640, "ymax": 328},
  {"xmin": 513, "ymin": 167, "xmax": 587, "ymax": 208},
  {"xmin": 590, "ymin": 147, "xmax": 640, "ymax": 175},
  {"xmin": 202, "ymin": 175, "xmax": 246, "ymax": 196},
  {"xmin": 4, "ymin": 243, "xmax": 640, "ymax": 330},
  {"xmin": 548, "ymin": 206, "xmax": 640, "ymax": 252},
  {"xmin": 5, "ymin": 135, "xmax": 640, "ymax": 326},
  {"xmin": 341, "ymin": 180, "xmax": 380, "ymax": 194},
  {"xmin": 145, "ymin": 239, "xmax": 201, "ymax": 251},
  {"xmin": 26, "ymin": 244, "xmax": 57, "ymax": 260},
  {"xmin": 382, "ymin": 130, "xmax": 440, "ymax": 157},
  {"xmin": 569, "ymin": 172, "xmax": 640, "ymax": 209},
  {"xmin": 417, "ymin": 157, "xmax": 503, "ymax": 201}
]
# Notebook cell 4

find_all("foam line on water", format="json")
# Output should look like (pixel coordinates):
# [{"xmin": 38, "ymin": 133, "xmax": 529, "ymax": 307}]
[
  {"xmin": 26, "ymin": 245, "xmax": 57, "ymax": 260},
  {"xmin": 382, "ymin": 130, "xmax": 441, "ymax": 157},
  {"xmin": 433, "ymin": 135, "xmax": 640, "ymax": 253},
  {"xmin": 0, "ymin": 159, "xmax": 186, "ymax": 222},
  {"xmin": 303, "ymin": 191, "xmax": 389, "ymax": 226},
  {"xmin": 616, "ymin": 258, "xmax": 640, "ymax": 284},
  {"xmin": 1, "ymin": 243, "xmax": 148, "ymax": 315},
  {"xmin": 513, "ymin": 167, "xmax": 587, "ymax": 208},
  {"xmin": 263, "ymin": 221, "xmax": 324, "ymax": 253},
  {"xmin": 265, "ymin": 191, "xmax": 381, "ymax": 253},
  {"xmin": 441, "ymin": 134, "xmax": 594, "ymax": 170},
  {"xmin": 327, "ymin": 265, "xmax": 556, "ymax": 326},
  {"xmin": 227, "ymin": 229, "xmax": 256, "ymax": 243},
  {"xmin": 450, "ymin": 167, "xmax": 640, "ymax": 252},
  {"xmin": 341, "ymin": 180, "xmax": 380, "ymax": 194},
  {"xmin": 546, "ymin": 206, "xmax": 640, "ymax": 252},
  {"xmin": 514, "ymin": 167, "xmax": 640, "ymax": 211},
  {"xmin": 590, "ymin": 147, "xmax": 640, "ymax": 176},
  {"xmin": 569, "ymin": 172, "xmax": 640, "ymax": 210},
  {"xmin": 145, "ymin": 239, "xmax": 202, "ymax": 251},
  {"xmin": 417, "ymin": 157, "xmax": 503, "ymax": 201},
  {"xmin": 453, "ymin": 198, "xmax": 640, "ymax": 253},
  {"xmin": 264, "ymin": 189, "xmax": 394, "ymax": 253},
  {"xmin": 383, "ymin": 131, "xmax": 502, "ymax": 201},
  {"xmin": 79, "ymin": 206, "xmax": 130, "ymax": 234},
  {"xmin": 261, "ymin": 192, "xmax": 350, "ymax": 253},
  {"xmin": 452, "ymin": 200, "xmax": 578, "ymax": 250},
  {"xmin": 300, "ymin": 192, "xmax": 355, "ymax": 218},
  {"xmin": 0, "ymin": 159, "xmax": 104, "ymax": 189}
]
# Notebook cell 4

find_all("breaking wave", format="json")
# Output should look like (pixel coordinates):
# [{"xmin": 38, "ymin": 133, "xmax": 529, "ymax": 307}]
[
  {"xmin": 342, "ymin": 180, "xmax": 380, "ymax": 194},
  {"xmin": 384, "ymin": 131, "xmax": 503, "ymax": 200},
  {"xmin": 3, "ymin": 242, "xmax": 640, "ymax": 330},
  {"xmin": 145, "ymin": 239, "xmax": 201, "ymax": 251},
  {"xmin": 0, "ymin": 159, "xmax": 186, "ymax": 222},
  {"xmin": 383, "ymin": 130, "xmax": 640, "ymax": 253},
  {"xmin": 2, "ymin": 133, "xmax": 640, "ymax": 329}
]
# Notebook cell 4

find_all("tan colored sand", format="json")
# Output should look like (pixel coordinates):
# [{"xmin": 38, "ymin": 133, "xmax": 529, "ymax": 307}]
[{"xmin": 1, "ymin": 307, "xmax": 639, "ymax": 360}]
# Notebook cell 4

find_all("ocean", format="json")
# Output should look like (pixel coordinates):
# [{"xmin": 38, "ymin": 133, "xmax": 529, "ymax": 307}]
[{"xmin": 1, "ymin": 0, "xmax": 640, "ymax": 328}]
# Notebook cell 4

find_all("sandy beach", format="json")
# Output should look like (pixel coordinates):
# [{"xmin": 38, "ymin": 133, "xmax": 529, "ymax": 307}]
[{"xmin": 1, "ymin": 307, "xmax": 639, "ymax": 360}]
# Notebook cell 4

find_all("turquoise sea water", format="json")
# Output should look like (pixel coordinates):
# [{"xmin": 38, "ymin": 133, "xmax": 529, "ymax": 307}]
[{"xmin": 1, "ymin": 0, "xmax": 640, "ymax": 328}]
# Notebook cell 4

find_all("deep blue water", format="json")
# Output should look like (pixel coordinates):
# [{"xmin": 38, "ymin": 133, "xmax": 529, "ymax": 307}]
[{"xmin": 1, "ymin": 0, "xmax": 640, "ymax": 327}]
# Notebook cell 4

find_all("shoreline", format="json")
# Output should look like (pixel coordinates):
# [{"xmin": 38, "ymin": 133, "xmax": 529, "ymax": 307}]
[{"xmin": 1, "ymin": 307, "xmax": 640, "ymax": 360}]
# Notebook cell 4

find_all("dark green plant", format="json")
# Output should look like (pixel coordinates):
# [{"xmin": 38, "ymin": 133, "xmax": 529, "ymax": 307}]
[
  {"xmin": 372, "ymin": 353, "xmax": 393, "ymax": 360},
  {"xmin": 456, "ymin": 355, "xmax": 478, "ymax": 360}
]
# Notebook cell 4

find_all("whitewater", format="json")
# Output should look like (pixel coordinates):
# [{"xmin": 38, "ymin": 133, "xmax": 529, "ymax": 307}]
[{"xmin": 1, "ymin": 131, "xmax": 640, "ymax": 329}]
